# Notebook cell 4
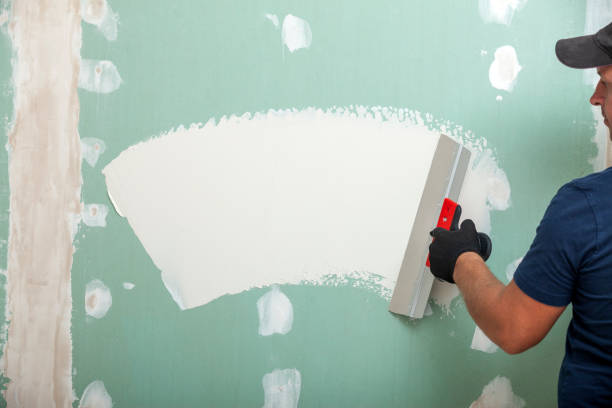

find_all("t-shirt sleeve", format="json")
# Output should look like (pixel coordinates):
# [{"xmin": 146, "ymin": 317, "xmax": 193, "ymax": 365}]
[{"xmin": 513, "ymin": 183, "xmax": 597, "ymax": 307}]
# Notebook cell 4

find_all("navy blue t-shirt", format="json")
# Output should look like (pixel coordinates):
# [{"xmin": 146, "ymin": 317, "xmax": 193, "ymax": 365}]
[{"xmin": 514, "ymin": 167, "xmax": 612, "ymax": 407}]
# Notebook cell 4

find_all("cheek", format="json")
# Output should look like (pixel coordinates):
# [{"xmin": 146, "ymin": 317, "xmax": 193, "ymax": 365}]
[{"xmin": 604, "ymin": 89, "xmax": 612, "ymax": 115}]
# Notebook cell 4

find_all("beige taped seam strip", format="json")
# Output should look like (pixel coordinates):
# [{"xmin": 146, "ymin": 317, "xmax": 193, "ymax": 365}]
[{"xmin": 3, "ymin": 1, "xmax": 81, "ymax": 406}]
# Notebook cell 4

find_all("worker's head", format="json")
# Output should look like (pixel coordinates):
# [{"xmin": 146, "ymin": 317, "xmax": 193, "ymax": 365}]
[{"xmin": 556, "ymin": 22, "xmax": 612, "ymax": 130}]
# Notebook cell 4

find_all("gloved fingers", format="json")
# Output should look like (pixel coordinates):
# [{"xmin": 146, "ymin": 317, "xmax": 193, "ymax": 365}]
[
  {"xmin": 430, "ymin": 227, "xmax": 447, "ymax": 238},
  {"xmin": 450, "ymin": 205, "xmax": 462, "ymax": 231},
  {"xmin": 459, "ymin": 219, "xmax": 477, "ymax": 234}
]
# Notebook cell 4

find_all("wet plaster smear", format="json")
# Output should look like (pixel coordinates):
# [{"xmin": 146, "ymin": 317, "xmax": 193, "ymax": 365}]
[
  {"xmin": 3, "ymin": 0, "xmax": 82, "ymax": 406},
  {"xmin": 104, "ymin": 107, "xmax": 510, "ymax": 310}
]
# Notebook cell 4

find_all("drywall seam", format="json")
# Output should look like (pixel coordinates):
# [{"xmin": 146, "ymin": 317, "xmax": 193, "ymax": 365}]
[
  {"xmin": 103, "ymin": 107, "xmax": 510, "ymax": 310},
  {"xmin": 2, "ymin": 0, "xmax": 81, "ymax": 406}
]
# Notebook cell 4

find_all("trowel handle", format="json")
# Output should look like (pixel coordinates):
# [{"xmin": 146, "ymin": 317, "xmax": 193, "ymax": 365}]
[
  {"xmin": 478, "ymin": 232, "xmax": 492, "ymax": 261},
  {"xmin": 426, "ymin": 199, "xmax": 461, "ymax": 267}
]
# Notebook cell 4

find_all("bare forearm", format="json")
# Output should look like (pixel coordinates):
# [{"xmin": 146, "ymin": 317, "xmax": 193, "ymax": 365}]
[{"xmin": 453, "ymin": 252, "xmax": 509, "ymax": 349}]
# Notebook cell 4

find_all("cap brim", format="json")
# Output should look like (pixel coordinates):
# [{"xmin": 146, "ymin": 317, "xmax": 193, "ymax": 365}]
[{"xmin": 556, "ymin": 35, "xmax": 612, "ymax": 69}]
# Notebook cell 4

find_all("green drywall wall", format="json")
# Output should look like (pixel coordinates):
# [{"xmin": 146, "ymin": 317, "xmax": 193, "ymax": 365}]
[{"xmin": 0, "ymin": 0, "xmax": 600, "ymax": 406}]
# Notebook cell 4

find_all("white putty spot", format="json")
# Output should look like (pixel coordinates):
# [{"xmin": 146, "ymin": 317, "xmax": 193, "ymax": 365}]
[
  {"xmin": 82, "ymin": 204, "xmax": 109, "ymax": 227},
  {"xmin": 79, "ymin": 59, "xmax": 122, "ymax": 94},
  {"xmin": 424, "ymin": 303, "xmax": 433, "ymax": 316},
  {"xmin": 470, "ymin": 376, "xmax": 525, "ymax": 408},
  {"xmin": 81, "ymin": 0, "xmax": 118, "ymax": 41},
  {"xmin": 489, "ymin": 46, "xmax": 522, "ymax": 92},
  {"xmin": 471, "ymin": 326, "xmax": 499, "ymax": 353},
  {"xmin": 480, "ymin": 49, "xmax": 488, "ymax": 56},
  {"xmin": 122, "ymin": 282, "xmax": 135, "ymax": 290},
  {"xmin": 103, "ymin": 107, "xmax": 509, "ymax": 310},
  {"xmin": 479, "ymin": 0, "xmax": 527, "ymax": 26},
  {"xmin": 505, "ymin": 257, "xmax": 523, "ymax": 283},
  {"xmin": 262, "ymin": 368, "xmax": 301, "ymax": 408},
  {"xmin": 282, "ymin": 14, "xmax": 312, "ymax": 52},
  {"xmin": 79, "ymin": 380, "xmax": 112, "ymax": 408},
  {"xmin": 496, "ymin": 95, "xmax": 503, "ymax": 102},
  {"xmin": 265, "ymin": 13, "xmax": 279, "ymax": 28},
  {"xmin": 257, "ymin": 285, "xmax": 293, "ymax": 336},
  {"xmin": 81, "ymin": 137, "xmax": 107, "ymax": 167},
  {"xmin": 85, "ymin": 279, "xmax": 112, "ymax": 319}
]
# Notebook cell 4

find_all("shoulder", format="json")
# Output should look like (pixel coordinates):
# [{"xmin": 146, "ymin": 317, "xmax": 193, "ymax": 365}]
[{"xmin": 568, "ymin": 167, "xmax": 612, "ymax": 192}]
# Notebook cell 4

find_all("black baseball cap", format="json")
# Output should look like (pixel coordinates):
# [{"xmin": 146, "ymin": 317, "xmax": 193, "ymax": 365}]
[{"xmin": 556, "ymin": 21, "xmax": 612, "ymax": 68}]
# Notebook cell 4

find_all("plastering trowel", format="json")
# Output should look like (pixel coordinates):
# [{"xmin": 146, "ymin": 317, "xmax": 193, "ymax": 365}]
[{"xmin": 389, "ymin": 134, "xmax": 490, "ymax": 319}]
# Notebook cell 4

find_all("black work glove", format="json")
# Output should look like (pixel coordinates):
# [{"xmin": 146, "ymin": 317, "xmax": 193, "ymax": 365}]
[{"xmin": 428, "ymin": 219, "xmax": 487, "ymax": 284}]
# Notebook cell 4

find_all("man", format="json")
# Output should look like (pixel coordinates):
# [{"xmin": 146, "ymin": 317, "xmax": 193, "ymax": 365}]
[{"xmin": 428, "ymin": 22, "xmax": 612, "ymax": 407}]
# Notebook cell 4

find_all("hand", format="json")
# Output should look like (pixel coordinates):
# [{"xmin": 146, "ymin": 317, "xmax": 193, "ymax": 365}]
[{"xmin": 429, "ymin": 219, "xmax": 486, "ymax": 283}]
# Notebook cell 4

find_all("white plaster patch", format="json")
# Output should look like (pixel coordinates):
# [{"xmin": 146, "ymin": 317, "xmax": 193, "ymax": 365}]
[
  {"xmin": 122, "ymin": 282, "xmax": 135, "ymax": 290},
  {"xmin": 257, "ymin": 285, "xmax": 293, "ymax": 336},
  {"xmin": 81, "ymin": 0, "xmax": 118, "ymax": 41},
  {"xmin": 282, "ymin": 14, "xmax": 312, "ymax": 52},
  {"xmin": 459, "ymin": 150, "xmax": 511, "ymax": 235},
  {"xmin": 265, "ymin": 13, "xmax": 279, "ymax": 28},
  {"xmin": 430, "ymin": 280, "xmax": 459, "ymax": 315},
  {"xmin": 496, "ymin": 95, "xmax": 503, "ymax": 102},
  {"xmin": 79, "ymin": 59, "xmax": 122, "ymax": 94},
  {"xmin": 479, "ymin": 0, "xmax": 527, "ymax": 25},
  {"xmin": 471, "ymin": 326, "xmax": 498, "ymax": 353},
  {"xmin": 81, "ymin": 137, "xmax": 106, "ymax": 168},
  {"xmin": 505, "ymin": 257, "xmax": 523, "ymax": 283},
  {"xmin": 262, "ymin": 368, "xmax": 301, "ymax": 408},
  {"xmin": 79, "ymin": 380, "xmax": 112, "ymax": 408},
  {"xmin": 82, "ymin": 204, "xmax": 109, "ymax": 227},
  {"xmin": 85, "ymin": 279, "xmax": 112, "ymax": 319},
  {"xmin": 103, "ymin": 107, "xmax": 510, "ymax": 310},
  {"xmin": 489, "ymin": 46, "xmax": 522, "ymax": 92},
  {"xmin": 470, "ymin": 376, "xmax": 525, "ymax": 408}
]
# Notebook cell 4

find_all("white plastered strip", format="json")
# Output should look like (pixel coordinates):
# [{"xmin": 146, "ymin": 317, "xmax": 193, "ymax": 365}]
[{"xmin": 3, "ymin": 1, "xmax": 81, "ymax": 406}]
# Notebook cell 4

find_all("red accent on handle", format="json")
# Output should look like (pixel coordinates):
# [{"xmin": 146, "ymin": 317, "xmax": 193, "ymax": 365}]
[{"xmin": 426, "ymin": 198, "xmax": 458, "ymax": 267}]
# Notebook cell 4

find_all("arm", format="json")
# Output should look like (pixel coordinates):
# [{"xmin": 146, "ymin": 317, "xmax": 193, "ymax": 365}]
[{"xmin": 453, "ymin": 251, "xmax": 566, "ymax": 354}]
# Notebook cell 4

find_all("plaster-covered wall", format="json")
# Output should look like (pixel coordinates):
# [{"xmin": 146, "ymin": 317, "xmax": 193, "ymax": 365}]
[{"xmin": 0, "ymin": 0, "xmax": 604, "ymax": 406}]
